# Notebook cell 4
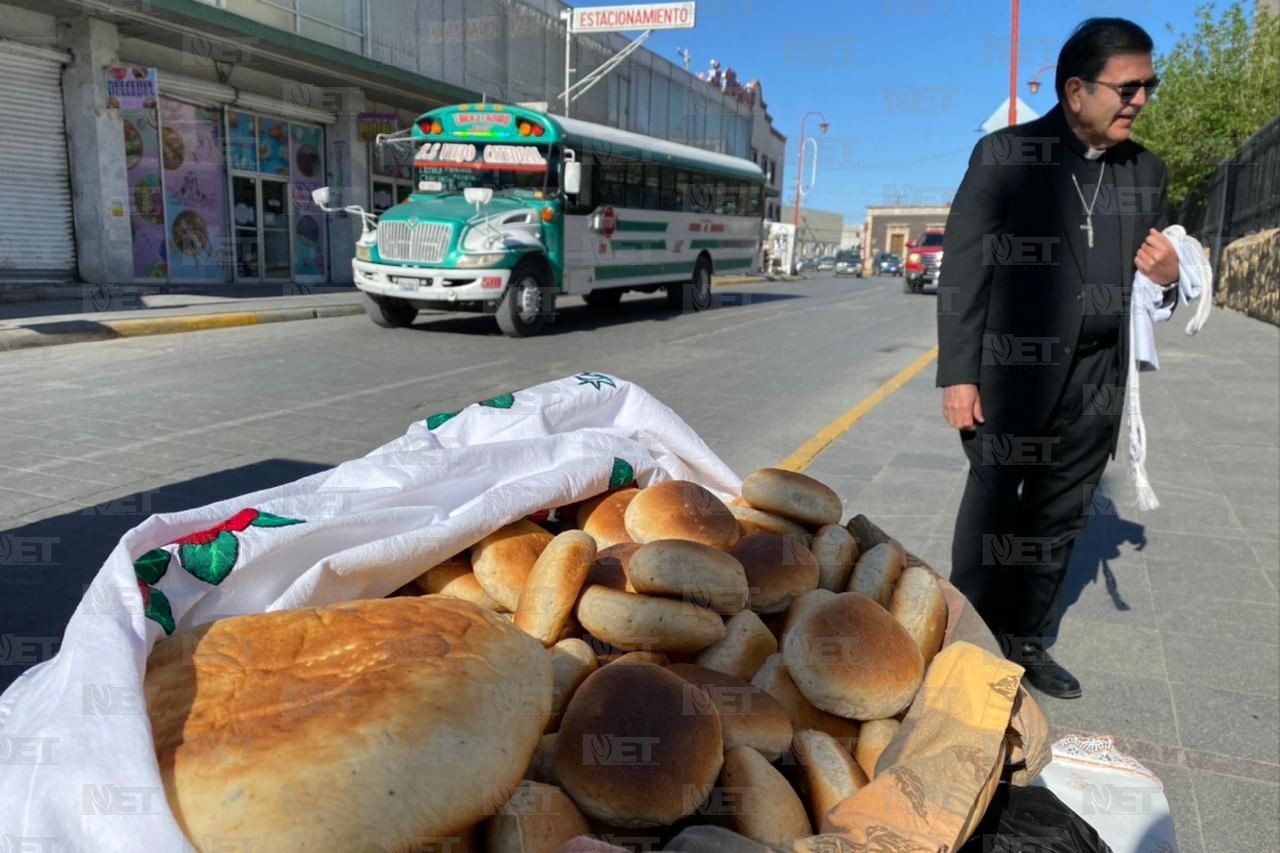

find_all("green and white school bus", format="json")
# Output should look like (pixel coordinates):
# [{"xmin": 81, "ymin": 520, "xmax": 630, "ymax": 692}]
[{"xmin": 318, "ymin": 103, "xmax": 765, "ymax": 337}]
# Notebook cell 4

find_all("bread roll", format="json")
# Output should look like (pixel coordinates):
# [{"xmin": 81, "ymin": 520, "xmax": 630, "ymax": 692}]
[
  {"xmin": 472, "ymin": 520, "xmax": 556, "ymax": 611},
  {"xmin": 603, "ymin": 650, "xmax": 671, "ymax": 667},
  {"xmin": 668, "ymin": 664, "xmax": 793, "ymax": 761},
  {"xmin": 146, "ymin": 597, "xmax": 553, "ymax": 851},
  {"xmin": 741, "ymin": 468, "xmax": 842, "ymax": 527},
  {"xmin": 729, "ymin": 533, "xmax": 820, "ymax": 614},
  {"xmin": 416, "ymin": 823, "xmax": 483, "ymax": 853},
  {"xmin": 854, "ymin": 718, "xmax": 900, "ymax": 780},
  {"xmin": 585, "ymin": 542, "xmax": 639, "ymax": 591},
  {"xmin": 889, "ymin": 564, "xmax": 948, "ymax": 666},
  {"xmin": 628, "ymin": 539, "xmax": 750, "ymax": 615},
  {"xmin": 554, "ymin": 662, "xmax": 723, "ymax": 827},
  {"xmin": 516, "ymin": 531, "xmax": 597, "ymax": 646},
  {"xmin": 810, "ymin": 524, "xmax": 859, "ymax": 592},
  {"xmin": 487, "ymin": 781, "xmax": 592, "ymax": 853},
  {"xmin": 718, "ymin": 744, "xmax": 812, "ymax": 845},
  {"xmin": 750, "ymin": 654, "xmax": 859, "ymax": 751},
  {"xmin": 779, "ymin": 588, "xmax": 837, "ymax": 648},
  {"xmin": 846, "ymin": 542, "xmax": 905, "ymax": 608},
  {"xmin": 577, "ymin": 488, "xmax": 639, "ymax": 549},
  {"xmin": 695, "ymin": 609, "xmax": 778, "ymax": 682},
  {"xmin": 414, "ymin": 564, "xmax": 502, "ymax": 611},
  {"xmin": 623, "ymin": 480, "xmax": 740, "ymax": 550},
  {"xmin": 576, "ymin": 586, "xmax": 725, "ymax": 654},
  {"xmin": 729, "ymin": 503, "xmax": 813, "ymax": 542},
  {"xmin": 548, "ymin": 639, "xmax": 599, "ymax": 732},
  {"xmin": 525, "ymin": 733, "xmax": 559, "ymax": 785},
  {"xmin": 791, "ymin": 730, "xmax": 868, "ymax": 830},
  {"xmin": 783, "ymin": 592, "xmax": 924, "ymax": 721}
]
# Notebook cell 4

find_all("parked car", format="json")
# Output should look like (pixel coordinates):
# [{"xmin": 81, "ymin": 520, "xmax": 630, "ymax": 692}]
[
  {"xmin": 835, "ymin": 250, "xmax": 862, "ymax": 277},
  {"xmin": 873, "ymin": 252, "xmax": 902, "ymax": 276},
  {"xmin": 817, "ymin": 256, "xmax": 836, "ymax": 272},
  {"xmin": 798, "ymin": 257, "xmax": 819, "ymax": 272},
  {"xmin": 904, "ymin": 229, "xmax": 944, "ymax": 293}
]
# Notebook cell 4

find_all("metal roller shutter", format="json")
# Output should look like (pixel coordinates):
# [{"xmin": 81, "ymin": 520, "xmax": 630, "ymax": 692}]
[{"xmin": 0, "ymin": 41, "xmax": 74, "ymax": 280}]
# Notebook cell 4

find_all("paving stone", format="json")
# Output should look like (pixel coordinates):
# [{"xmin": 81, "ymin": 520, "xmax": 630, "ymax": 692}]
[
  {"xmin": 1029, "ymin": 668, "xmax": 1179, "ymax": 746},
  {"xmin": 1161, "ymin": 632, "xmax": 1279, "ymax": 699},
  {"xmin": 1146, "ymin": 557, "xmax": 1278, "ymax": 604},
  {"xmin": 1171, "ymin": 681, "xmax": 1280, "ymax": 765},
  {"xmin": 1137, "ymin": 529, "xmax": 1266, "ymax": 569},
  {"xmin": 1189, "ymin": 769, "xmax": 1280, "ymax": 853},
  {"xmin": 1154, "ymin": 595, "xmax": 1280, "ymax": 646},
  {"xmin": 1052, "ymin": 618, "xmax": 1167, "ymax": 681},
  {"xmin": 1143, "ymin": 762, "xmax": 1205, "ymax": 853}
]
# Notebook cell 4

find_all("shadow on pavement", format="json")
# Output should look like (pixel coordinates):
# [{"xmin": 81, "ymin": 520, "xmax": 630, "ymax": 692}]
[
  {"xmin": 0, "ymin": 458, "xmax": 329, "ymax": 692},
  {"xmin": 407, "ymin": 289, "xmax": 803, "ymax": 337},
  {"xmin": 1055, "ymin": 510, "xmax": 1148, "ymax": 641}
]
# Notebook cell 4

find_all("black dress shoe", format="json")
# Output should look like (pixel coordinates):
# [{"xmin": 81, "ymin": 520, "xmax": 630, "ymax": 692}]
[{"xmin": 1009, "ymin": 641, "xmax": 1082, "ymax": 699}]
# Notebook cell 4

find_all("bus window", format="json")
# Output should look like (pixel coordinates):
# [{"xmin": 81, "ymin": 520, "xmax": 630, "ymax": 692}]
[
  {"xmin": 626, "ymin": 164, "xmax": 645, "ymax": 208},
  {"xmin": 644, "ymin": 165, "xmax": 661, "ymax": 209},
  {"xmin": 749, "ymin": 183, "xmax": 762, "ymax": 217},
  {"xmin": 599, "ymin": 161, "xmax": 626, "ymax": 207},
  {"xmin": 676, "ymin": 170, "xmax": 692, "ymax": 213},
  {"xmin": 658, "ymin": 165, "xmax": 677, "ymax": 211}
]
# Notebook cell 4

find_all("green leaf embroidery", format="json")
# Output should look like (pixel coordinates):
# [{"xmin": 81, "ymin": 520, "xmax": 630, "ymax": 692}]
[
  {"xmin": 426, "ymin": 411, "xmax": 459, "ymax": 430},
  {"xmin": 609, "ymin": 458, "xmax": 636, "ymax": 490},
  {"xmin": 145, "ymin": 586, "xmax": 175, "ymax": 635},
  {"xmin": 133, "ymin": 548, "xmax": 171, "ymax": 585},
  {"xmin": 179, "ymin": 530, "xmax": 240, "ymax": 585},
  {"xmin": 479, "ymin": 392, "xmax": 515, "ymax": 409},
  {"xmin": 249, "ymin": 511, "xmax": 305, "ymax": 528},
  {"xmin": 575, "ymin": 371, "xmax": 617, "ymax": 390}
]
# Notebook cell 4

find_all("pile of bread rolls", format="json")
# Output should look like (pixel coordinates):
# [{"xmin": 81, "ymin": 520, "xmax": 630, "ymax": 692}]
[{"xmin": 146, "ymin": 467, "xmax": 950, "ymax": 853}]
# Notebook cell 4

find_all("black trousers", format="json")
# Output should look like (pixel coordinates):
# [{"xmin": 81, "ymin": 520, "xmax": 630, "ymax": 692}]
[{"xmin": 949, "ymin": 342, "xmax": 1121, "ymax": 645}]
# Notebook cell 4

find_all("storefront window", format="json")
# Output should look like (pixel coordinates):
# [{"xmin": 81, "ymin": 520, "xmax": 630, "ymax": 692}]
[
  {"xmin": 122, "ymin": 98, "xmax": 167, "ymax": 280},
  {"xmin": 290, "ymin": 123, "xmax": 327, "ymax": 280},
  {"xmin": 258, "ymin": 116, "xmax": 291, "ymax": 177},
  {"xmin": 160, "ymin": 99, "xmax": 230, "ymax": 282},
  {"xmin": 228, "ymin": 110, "xmax": 257, "ymax": 172}
]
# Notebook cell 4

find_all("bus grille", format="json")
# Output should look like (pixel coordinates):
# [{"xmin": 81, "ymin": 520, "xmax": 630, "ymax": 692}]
[{"xmin": 378, "ymin": 222, "xmax": 452, "ymax": 264}]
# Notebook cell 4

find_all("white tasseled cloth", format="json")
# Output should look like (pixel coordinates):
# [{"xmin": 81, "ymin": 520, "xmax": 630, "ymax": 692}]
[{"xmin": 1127, "ymin": 225, "xmax": 1213, "ymax": 510}]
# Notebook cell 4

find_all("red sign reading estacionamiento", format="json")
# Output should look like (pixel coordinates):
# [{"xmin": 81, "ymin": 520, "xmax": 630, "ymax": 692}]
[{"xmin": 570, "ymin": 2, "xmax": 696, "ymax": 33}]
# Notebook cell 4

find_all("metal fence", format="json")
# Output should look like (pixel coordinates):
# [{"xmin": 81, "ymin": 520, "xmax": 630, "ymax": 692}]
[{"xmin": 1177, "ymin": 114, "xmax": 1280, "ymax": 277}]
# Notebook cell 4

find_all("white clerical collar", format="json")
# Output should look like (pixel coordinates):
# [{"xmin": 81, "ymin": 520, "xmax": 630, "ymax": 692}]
[{"xmin": 1085, "ymin": 146, "xmax": 1106, "ymax": 160}]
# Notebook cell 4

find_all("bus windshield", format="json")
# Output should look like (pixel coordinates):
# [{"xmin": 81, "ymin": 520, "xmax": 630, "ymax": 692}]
[{"xmin": 413, "ymin": 141, "xmax": 558, "ymax": 196}]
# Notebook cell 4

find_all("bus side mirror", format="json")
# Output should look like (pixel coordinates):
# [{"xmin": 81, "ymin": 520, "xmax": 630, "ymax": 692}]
[
  {"xmin": 905, "ymin": 240, "xmax": 915, "ymax": 249},
  {"xmin": 564, "ymin": 161, "xmax": 581, "ymax": 196},
  {"xmin": 312, "ymin": 187, "xmax": 332, "ymax": 209}
]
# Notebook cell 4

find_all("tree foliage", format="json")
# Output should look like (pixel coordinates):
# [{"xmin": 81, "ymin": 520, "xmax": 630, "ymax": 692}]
[{"xmin": 1133, "ymin": 2, "xmax": 1280, "ymax": 208}]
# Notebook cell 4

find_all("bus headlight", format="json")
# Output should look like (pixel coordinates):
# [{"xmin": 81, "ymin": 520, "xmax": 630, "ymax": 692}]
[
  {"xmin": 356, "ymin": 244, "xmax": 372, "ymax": 262},
  {"xmin": 454, "ymin": 252, "xmax": 506, "ymax": 268}
]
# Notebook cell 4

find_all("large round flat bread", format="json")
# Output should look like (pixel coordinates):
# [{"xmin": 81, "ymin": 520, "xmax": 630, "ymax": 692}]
[
  {"xmin": 623, "ymin": 480, "xmax": 740, "ymax": 549},
  {"xmin": 146, "ymin": 596, "xmax": 553, "ymax": 852}
]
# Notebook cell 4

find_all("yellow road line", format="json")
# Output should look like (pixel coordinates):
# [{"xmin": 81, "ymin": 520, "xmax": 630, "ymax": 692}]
[
  {"xmin": 104, "ymin": 312, "xmax": 263, "ymax": 338},
  {"xmin": 776, "ymin": 345, "xmax": 940, "ymax": 473}
]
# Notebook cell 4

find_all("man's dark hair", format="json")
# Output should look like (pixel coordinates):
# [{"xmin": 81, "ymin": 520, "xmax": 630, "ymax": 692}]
[{"xmin": 1055, "ymin": 18, "xmax": 1154, "ymax": 101}]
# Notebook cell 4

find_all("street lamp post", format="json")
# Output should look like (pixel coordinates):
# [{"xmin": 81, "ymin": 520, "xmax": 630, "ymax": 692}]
[
  {"xmin": 792, "ymin": 111, "xmax": 829, "ymax": 273},
  {"xmin": 1009, "ymin": 0, "xmax": 1020, "ymax": 126},
  {"xmin": 1027, "ymin": 64, "xmax": 1057, "ymax": 96}
]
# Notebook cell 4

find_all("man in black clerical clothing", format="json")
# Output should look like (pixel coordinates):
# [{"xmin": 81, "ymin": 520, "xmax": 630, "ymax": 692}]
[{"xmin": 937, "ymin": 18, "xmax": 1182, "ymax": 699}]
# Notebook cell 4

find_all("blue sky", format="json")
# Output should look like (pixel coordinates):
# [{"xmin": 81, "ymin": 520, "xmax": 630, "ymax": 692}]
[{"xmin": 578, "ymin": 0, "xmax": 1210, "ymax": 225}]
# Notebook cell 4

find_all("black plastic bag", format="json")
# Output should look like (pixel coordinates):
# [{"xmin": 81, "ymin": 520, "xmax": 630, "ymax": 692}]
[{"xmin": 959, "ymin": 784, "xmax": 1113, "ymax": 853}]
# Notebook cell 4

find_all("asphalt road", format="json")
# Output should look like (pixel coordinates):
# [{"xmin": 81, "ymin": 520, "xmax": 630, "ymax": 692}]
[{"xmin": 0, "ymin": 272, "xmax": 938, "ymax": 688}]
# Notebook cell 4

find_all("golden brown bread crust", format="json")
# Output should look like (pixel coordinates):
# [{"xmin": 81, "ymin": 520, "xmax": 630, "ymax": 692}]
[
  {"xmin": 576, "ymin": 585, "xmax": 726, "ymax": 654},
  {"xmin": 667, "ymin": 664, "xmax": 794, "ymax": 761},
  {"xmin": 729, "ymin": 503, "xmax": 813, "ymax": 542},
  {"xmin": 741, "ymin": 468, "xmax": 842, "ymax": 528},
  {"xmin": 854, "ymin": 718, "xmax": 901, "ymax": 780},
  {"xmin": 547, "ymin": 639, "xmax": 599, "ymax": 733},
  {"xmin": 695, "ymin": 609, "xmax": 778, "ymax": 682},
  {"xmin": 729, "ymin": 533, "xmax": 821, "ymax": 615},
  {"xmin": 783, "ymin": 592, "xmax": 924, "ymax": 721},
  {"xmin": 627, "ymin": 539, "xmax": 750, "ymax": 615},
  {"xmin": 145, "ymin": 596, "xmax": 553, "ymax": 852},
  {"xmin": 487, "ymin": 781, "xmax": 592, "ymax": 853},
  {"xmin": 577, "ymin": 489, "xmax": 639, "ymax": 549},
  {"xmin": 791, "ymin": 729, "xmax": 868, "ymax": 831},
  {"xmin": 749, "ymin": 654, "xmax": 860, "ymax": 752},
  {"xmin": 846, "ymin": 542, "xmax": 905, "ymax": 608},
  {"xmin": 472, "ymin": 520, "xmax": 555, "ymax": 611},
  {"xmin": 585, "ymin": 542, "xmax": 639, "ymax": 591},
  {"xmin": 810, "ymin": 524, "xmax": 859, "ymax": 593},
  {"xmin": 623, "ymin": 480, "xmax": 740, "ymax": 549},
  {"xmin": 414, "ymin": 560, "xmax": 502, "ymax": 611},
  {"xmin": 515, "ymin": 531, "xmax": 597, "ymax": 646},
  {"xmin": 889, "ymin": 564, "xmax": 948, "ymax": 667},
  {"xmin": 719, "ymin": 744, "xmax": 813, "ymax": 845},
  {"xmin": 553, "ymin": 662, "xmax": 723, "ymax": 827}
]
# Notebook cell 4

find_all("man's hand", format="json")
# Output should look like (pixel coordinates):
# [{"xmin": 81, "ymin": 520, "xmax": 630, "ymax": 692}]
[
  {"xmin": 1135, "ymin": 228, "xmax": 1179, "ymax": 286},
  {"xmin": 943, "ymin": 384, "xmax": 985, "ymax": 431}
]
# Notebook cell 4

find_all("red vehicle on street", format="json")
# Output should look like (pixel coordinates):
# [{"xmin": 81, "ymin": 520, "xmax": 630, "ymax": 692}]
[{"xmin": 904, "ymin": 228, "xmax": 944, "ymax": 294}]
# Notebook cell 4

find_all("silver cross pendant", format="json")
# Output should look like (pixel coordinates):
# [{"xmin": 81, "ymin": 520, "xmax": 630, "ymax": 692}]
[{"xmin": 1081, "ymin": 216, "xmax": 1094, "ymax": 249}]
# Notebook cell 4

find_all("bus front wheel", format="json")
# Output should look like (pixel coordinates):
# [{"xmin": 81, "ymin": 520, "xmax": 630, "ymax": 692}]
[
  {"xmin": 667, "ymin": 256, "xmax": 712, "ymax": 313},
  {"xmin": 364, "ymin": 292, "xmax": 418, "ymax": 328},
  {"xmin": 496, "ymin": 262, "xmax": 555, "ymax": 337}
]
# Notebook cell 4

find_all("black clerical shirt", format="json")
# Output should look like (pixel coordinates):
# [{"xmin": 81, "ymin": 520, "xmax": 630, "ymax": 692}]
[{"xmin": 1063, "ymin": 134, "xmax": 1124, "ymax": 348}]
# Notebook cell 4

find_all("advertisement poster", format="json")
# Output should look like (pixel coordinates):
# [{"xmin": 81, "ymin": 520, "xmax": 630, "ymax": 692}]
[
  {"xmin": 357, "ymin": 112, "xmax": 398, "ymax": 144},
  {"xmin": 228, "ymin": 110, "xmax": 257, "ymax": 172},
  {"xmin": 290, "ymin": 124, "xmax": 327, "ymax": 279},
  {"xmin": 259, "ymin": 116, "xmax": 291, "ymax": 177},
  {"xmin": 105, "ymin": 66, "xmax": 157, "ymax": 110},
  {"xmin": 160, "ymin": 98, "xmax": 229, "ymax": 281},
  {"xmin": 122, "ymin": 103, "xmax": 167, "ymax": 279}
]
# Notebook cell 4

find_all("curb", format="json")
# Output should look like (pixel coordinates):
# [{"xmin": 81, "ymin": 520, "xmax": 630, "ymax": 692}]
[
  {"xmin": 712, "ymin": 275, "xmax": 772, "ymax": 286},
  {"xmin": 0, "ymin": 303, "xmax": 364, "ymax": 353}
]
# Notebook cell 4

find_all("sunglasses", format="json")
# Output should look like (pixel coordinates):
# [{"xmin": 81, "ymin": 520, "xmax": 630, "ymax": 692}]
[{"xmin": 1083, "ymin": 77, "xmax": 1161, "ymax": 102}]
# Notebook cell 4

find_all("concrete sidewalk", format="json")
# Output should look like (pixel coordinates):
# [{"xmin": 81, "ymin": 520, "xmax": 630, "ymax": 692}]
[
  {"xmin": 0, "ymin": 274, "xmax": 775, "ymax": 352},
  {"xmin": 803, "ymin": 307, "xmax": 1279, "ymax": 853}
]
